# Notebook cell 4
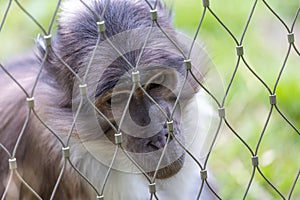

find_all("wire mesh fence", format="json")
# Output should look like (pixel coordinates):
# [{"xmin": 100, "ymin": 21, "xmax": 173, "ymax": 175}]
[{"xmin": 0, "ymin": 0, "xmax": 299, "ymax": 199}]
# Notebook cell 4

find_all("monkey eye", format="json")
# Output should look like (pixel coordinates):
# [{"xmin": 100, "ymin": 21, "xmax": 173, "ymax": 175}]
[
  {"xmin": 97, "ymin": 90, "xmax": 129, "ymax": 106},
  {"xmin": 110, "ymin": 91, "xmax": 130, "ymax": 105},
  {"xmin": 145, "ymin": 73, "xmax": 166, "ymax": 91}
]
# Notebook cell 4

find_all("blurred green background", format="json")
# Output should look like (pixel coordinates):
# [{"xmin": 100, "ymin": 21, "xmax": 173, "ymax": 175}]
[
  {"xmin": 0, "ymin": 0, "xmax": 299, "ymax": 199},
  {"xmin": 171, "ymin": 1, "xmax": 300, "ymax": 199}
]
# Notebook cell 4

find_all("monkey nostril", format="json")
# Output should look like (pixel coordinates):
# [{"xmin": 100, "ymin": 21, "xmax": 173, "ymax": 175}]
[
  {"xmin": 146, "ymin": 133, "xmax": 170, "ymax": 151},
  {"xmin": 165, "ymin": 133, "xmax": 172, "ymax": 141},
  {"xmin": 164, "ymin": 133, "xmax": 168, "ymax": 140},
  {"xmin": 163, "ymin": 123, "xmax": 167, "ymax": 129}
]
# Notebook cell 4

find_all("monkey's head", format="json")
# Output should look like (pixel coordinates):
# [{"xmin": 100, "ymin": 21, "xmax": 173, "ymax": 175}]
[
  {"xmin": 44, "ymin": 0, "xmax": 207, "ymax": 179},
  {"xmin": 93, "ymin": 47, "xmax": 189, "ymax": 179}
]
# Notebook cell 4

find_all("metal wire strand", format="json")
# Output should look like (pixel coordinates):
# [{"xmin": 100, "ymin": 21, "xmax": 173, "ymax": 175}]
[{"xmin": 0, "ymin": 0, "xmax": 299, "ymax": 199}]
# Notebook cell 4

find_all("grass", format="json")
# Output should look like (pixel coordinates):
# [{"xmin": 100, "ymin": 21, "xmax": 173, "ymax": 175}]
[{"xmin": 170, "ymin": 0, "xmax": 300, "ymax": 199}]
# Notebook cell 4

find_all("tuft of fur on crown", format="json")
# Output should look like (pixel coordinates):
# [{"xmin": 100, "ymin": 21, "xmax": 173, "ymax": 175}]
[{"xmin": 42, "ymin": 0, "xmax": 173, "ymax": 107}]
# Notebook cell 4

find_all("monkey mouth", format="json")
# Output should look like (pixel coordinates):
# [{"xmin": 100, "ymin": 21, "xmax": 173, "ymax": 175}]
[
  {"xmin": 147, "ymin": 154, "xmax": 185, "ymax": 179},
  {"xmin": 97, "ymin": 119, "xmax": 186, "ymax": 179},
  {"xmin": 121, "ymin": 132, "xmax": 186, "ymax": 179}
]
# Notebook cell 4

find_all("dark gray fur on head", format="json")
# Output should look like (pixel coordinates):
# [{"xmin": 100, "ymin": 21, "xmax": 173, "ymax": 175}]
[{"xmin": 43, "ymin": 0, "xmax": 176, "ymax": 107}]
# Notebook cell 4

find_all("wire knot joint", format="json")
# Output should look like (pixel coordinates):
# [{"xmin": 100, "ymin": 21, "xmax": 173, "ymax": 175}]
[{"xmin": 97, "ymin": 21, "xmax": 106, "ymax": 33}]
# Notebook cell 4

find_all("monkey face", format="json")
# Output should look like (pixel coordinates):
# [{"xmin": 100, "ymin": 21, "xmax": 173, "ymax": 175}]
[
  {"xmin": 94, "ymin": 66, "xmax": 188, "ymax": 179},
  {"xmin": 69, "ymin": 27, "xmax": 205, "ymax": 180}
]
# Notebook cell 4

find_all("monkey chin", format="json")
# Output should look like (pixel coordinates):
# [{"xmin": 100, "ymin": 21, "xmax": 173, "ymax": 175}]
[{"xmin": 147, "ymin": 154, "xmax": 185, "ymax": 179}]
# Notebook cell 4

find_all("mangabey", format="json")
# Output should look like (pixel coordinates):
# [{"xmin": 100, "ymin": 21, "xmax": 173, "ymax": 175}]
[{"xmin": 0, "ymin": 0, "xmax": 217, "ymax": 199}]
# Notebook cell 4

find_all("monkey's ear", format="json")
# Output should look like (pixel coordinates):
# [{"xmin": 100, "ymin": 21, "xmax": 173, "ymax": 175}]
[
  {"xmin": 35, "ymin": 34, "xmax": 56, "ymax": 59},
  {"xmin": 36, "ymin": 34, "xmax": 46, "ymax": 56}
]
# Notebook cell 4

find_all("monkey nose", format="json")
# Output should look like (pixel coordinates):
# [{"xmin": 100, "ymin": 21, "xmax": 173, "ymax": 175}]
[
  {"xmin": 129, "ymin": 108, "xmax": 151, "ymax": 126},
  {"xmin": 129, "ymin": 99, "xmax": 152, "ymax": 127}
]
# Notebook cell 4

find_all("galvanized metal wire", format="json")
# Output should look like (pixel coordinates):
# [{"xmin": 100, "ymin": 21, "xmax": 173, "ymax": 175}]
[{"xmin": 0, "ymin": 0, "xmax": 299, "ymax": 199}]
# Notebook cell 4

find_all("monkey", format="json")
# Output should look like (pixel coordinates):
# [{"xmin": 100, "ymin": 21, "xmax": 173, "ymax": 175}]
[{"xmin": 0, "ymin": 0, "xmax": 217, "ymax": 199}]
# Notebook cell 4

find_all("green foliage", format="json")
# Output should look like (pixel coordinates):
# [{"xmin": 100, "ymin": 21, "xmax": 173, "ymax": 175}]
[{"xmin": 171, "ymin": 0, "xmax": 300, "ymax": 199}]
